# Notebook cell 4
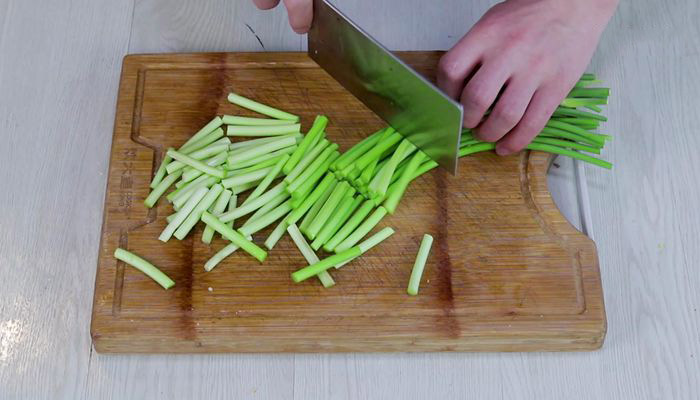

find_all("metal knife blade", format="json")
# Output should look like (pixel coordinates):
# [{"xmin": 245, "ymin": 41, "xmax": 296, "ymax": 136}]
[{"xmin": 308, "ymin": 0, "xmax": 463, "ymax": 174}]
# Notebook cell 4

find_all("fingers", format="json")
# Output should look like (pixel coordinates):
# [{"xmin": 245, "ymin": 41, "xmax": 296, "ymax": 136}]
[
  {"xmin": 437, "ymin": 34, "xmax": 483, "ymax": 100},
  {"xmin": 282, "ymin": 0, "xmax": 313, "ymax": 34},
  {"xmin": 495, "ymin": 83, "xmax": 568, "ymax": 155},
  {"xmin": 475, "ymin": 77, "xmax": 537, "ymax": 142},
  {"xmin": 459, "ymin": 61, "xmax": 510, "ymax": 130},
  {"xmin": 252, "ymin": 0, "xmax": 280, "ymax": 10}
]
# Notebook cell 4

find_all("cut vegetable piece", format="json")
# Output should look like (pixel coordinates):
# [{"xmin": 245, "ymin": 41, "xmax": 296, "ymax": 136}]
[
  {"xmin": 160, "ymin": 187, "xmax": 209, "ymax": 242},
  {"xmin": 181, "ymin": 151, "xmax": 228, "ymax": 183},
  {"xmin": 568, "ymin": 87, "xmax": 610, "ymax": 99},
  {"xmin": 227, "ymin": 92, "xmax": 299, "ymax": 121},
  {"xmin": 351, "ymin": 128, "xmax": 401, "ymax": 172},
  {"xmin": 173, "ymin": 176, "xmax": 217, "ymax": 210},
  {"xmin": 239, "ymin": 199, "xmax": 292, "ymax": 237},
  {"xmin": 202, "ymin": 189, "xmax": 233, "ymax": 244},
  {"xmin": 174, "ymin": 184, "xmax": 224, "ymax": 240},
  {"xmin": 144, "ymin": 170, "xmax": 183, "ymax": 208},
  {"xmin": 287, "ymin": 143, "xmax": 339, "ymax": 193},
  {"xmin": 180, "ymin": 127, "xmax": 225, "ymax": 155},
  {"xmin": 168, "ymin": 173, "xmax": 206, "ymax": 201},
  {"xmin": 180, "ymin": 116, "xmax": 223, "ymax": 150},
  {"xmin": 287, "ymin": 224, "xmax": 335, "ymax": 287},
  {"xmin": 383, "ymin": 151, "xmax": 426, "ymax": 214},
  {"xmin": 229, "ymin": 134, "xmax": 302, "ymax": 151},
  {"xmin": 244, "ymin": 191, "xmax": 290, "ymax": 228},
  {"xmin": 224, "ymin": 194, "xmax": 237, "ymax": 237},
  {"xmin": 222, "ymin": 115, "xmax": 297, "ymax": 126},
  {"xmin": 227, "ymin": 146, "xmax": 296, "ymax": 173},
  {"xmin": 368, "ymin": 139, "xmax": 416, "ymax": 199},
  {"xmin": 166, "ymin": 142, "xmax": 229, "ymax": 173},
  {"xmin": 291, "ymin": 247, "xmax": 361, "ymax": 283},
  {"xmin": 243, "ymin": 154, "xmax": 289, "ymax": 206},
  {"xmin": 150, "ymin": 153, "xmax": 172, "ymax": 189},
  {"xmin": 334, "ymin": 206, "xmax": 387, "ymax": 252},
  {"xmin": 226, "ymin": 123, "xmax": 301, "ymax": 137},
  {"xmin": 114, "ymin": 248, "xmax": 175, "ymax": 289},
  {"xmin": 289, "ymin": 151, "xmax": 339, "ymax": 202},
  {"xmin": 227, "ymin": 135, "xmax": 297, "ymax": 166},
  {"xmin": 332, "ymin": 128, "xmax": 385, "ymax": 172},
  {"xmin": 264, "ymin": 219, "xmax": 289, "ymax": 250},
  {"xmin": 407, "ymin": 234, "xmax": 434, "ymax": 295},
  {"xmin": 284, "ymin": 138, "xmax": 330, "ymax": 183},
  {"xmin": 219, "ymin": 183, "xmax": 287, "ymax": 222},
  {"xmin": 287, "ymin": 174, "xmax": 336, "ymax": 225},
  {"xmin": 336, "ymin": 226, "xmax": 395, "ymax": 269},
  {"xmin": 311, "ymin": 194, "xmax": 362, "ymax": 250},
  {"xmin": 201, "ymin": 212, "xmax": 267, "ymax": 262},
  {"xmin": 298, "ymin": 178, "xmax": 338, "ymax": 231},
  {"xmin": 221, "ymin": 166, "xmax": 274, "ymax": 189},
  {"xmin": 283, "ymin": 115, "xmax": 328, "ymax": 174},
  {"xmin": 167, "ymin": 149, "xmax": 225, "ymax": 179},
  {"xmin": 526, "ymin": 143, "xmax": 612, "ymax": 169},
  {"xmin": 232, "ymin": 179, "xmax": 261, "ymax": 194},
  {"xmin": 305, "ymin": 182, "xmax": 352, "ymax": 240},
  {"xmin": 203, "ymin": 234, "xmax": 252, "ymax": 271},
  {"xmin": 323, "ymin": 199, "xmax": 375, "ymax": 252}
]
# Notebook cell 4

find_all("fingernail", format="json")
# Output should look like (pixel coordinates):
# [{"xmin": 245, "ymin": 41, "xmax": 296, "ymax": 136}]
[{"xmin": 495, "ymin": 145, "xmax": 510, "ymax": 156}]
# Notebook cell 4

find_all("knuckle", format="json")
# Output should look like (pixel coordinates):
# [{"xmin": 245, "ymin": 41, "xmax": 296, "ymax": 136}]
[
  {"xmin": 493, "ymin": 107, "xmax": 521, "ymax": 127},
  {"xmin": 437, "ymin": 54, "xmax": 462, "ymax": 82}
]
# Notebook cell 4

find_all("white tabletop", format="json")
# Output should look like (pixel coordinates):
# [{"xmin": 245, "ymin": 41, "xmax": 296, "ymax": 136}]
[{"xmin": 1, "ymin": 1, "xmax": 698, "ymax": 399}]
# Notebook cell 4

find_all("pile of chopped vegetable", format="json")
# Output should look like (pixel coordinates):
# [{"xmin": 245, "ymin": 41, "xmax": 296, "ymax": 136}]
[{"xmin": 115, "ymin": 73, "xmax": 611, "ymax": 293}]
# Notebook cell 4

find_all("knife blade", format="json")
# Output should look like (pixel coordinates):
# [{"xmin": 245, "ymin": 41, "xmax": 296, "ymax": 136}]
[{"xmin": 307, "ymin": 0, "xmax": 463, "ymax": 174}]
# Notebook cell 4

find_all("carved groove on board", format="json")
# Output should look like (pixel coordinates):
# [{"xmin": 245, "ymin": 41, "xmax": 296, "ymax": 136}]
[{"xmin": 521, "ymin": 151, "xmax": 586, "ymax": 314}]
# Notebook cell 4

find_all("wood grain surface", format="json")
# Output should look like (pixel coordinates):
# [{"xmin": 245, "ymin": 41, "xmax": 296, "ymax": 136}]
[{"xmin": 91, "ymin": 52, "xmax": 605, "ymax": 353}]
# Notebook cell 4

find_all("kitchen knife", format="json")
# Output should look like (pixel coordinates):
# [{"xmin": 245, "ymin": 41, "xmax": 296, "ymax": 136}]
[{"xmin": 308, "ymin": 0, "xmax": 463, "ymax": 174}]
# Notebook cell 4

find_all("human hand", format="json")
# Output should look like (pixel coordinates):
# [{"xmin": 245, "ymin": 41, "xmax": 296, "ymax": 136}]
[
  {"xmin": 252, "ymin": 0, "xmax": 313, "ymax": 34},
  {"xmin": 437, "ymin": 0, "xmax": 618, "ymax": 155}
]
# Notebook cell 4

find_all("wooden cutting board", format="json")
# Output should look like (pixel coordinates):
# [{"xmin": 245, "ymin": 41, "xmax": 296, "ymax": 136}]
[{"xmin": 91, "ymin": 52, "xmax": 606, "ymax": 353}]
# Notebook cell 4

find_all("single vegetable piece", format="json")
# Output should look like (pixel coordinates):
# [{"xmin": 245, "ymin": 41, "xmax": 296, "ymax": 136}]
[
  {"xmin": 334, "ymin": 206, "xmax": 388, "ymax": 252},
  {"xmin": 243, "ymin": 154, "xmax": 289, "ymax": 206},
  {"xmin": 311, "ymin": 195, "xmax": 362, "ymax": 250},
  {"xmin": 287, "ymin": 143, "xmax": 339, "ymax": 193},
  {"xmin": 332, "ymin": 128, "xmax": 385, "ymax": 172},
  {"xmin": 224, "ymin": 194, "xmax": 237, "ymax": 237},
  {"xmin": 232, "ymin": 179, "xmax": 262, "ymax": 194},
  {"xmin": 219, "ymin": 183, "xmax": 287, "ymax": 222},
  {"xmin": 180, "ymin": 151, "xmax": 229, "ymax": 183},
  {"xmin": 167, "ymin": 149, "xmax": 225, "ymax": 179},
  {"xmin": 407, "ymin": 234, "xmax": 434, "ymax": 295},
  {"xmin": 526, "ymin": 143, "xmax": 612, "ymax": 169},
  {"xmin": 172, "ymin": 176, "xmax": 218, "ymax": 210},
  {"xmin": 368, "ymin": 139, "xmax": 416, "ymax": 199},
  {"xmin": 289, "ymin": 152, "xmax": 340, "ymax": 201},
  {"xmin": 291, "ymin": 246, "xmax": 361, "ymax": 283},
  {"xmin": 238, "ymin": 199, "xmax": 292, "ymax": 237},
  {"xmin": 264, "ymin": 219, "xmax": 289, "ymax": 250},
  {"xmin": 287, "ymin": 174, "xmax": 336, "ymax": 225},
  {"xmin": 336, "ymin": 226, "xmax": 395, "ymax": 269},
  {"xmin": 383, "ymin": 151, "xmax": 426, "ymax": 213},
  {"xmin": 227, "ymin": 92, "xmax": 299, "ymax": 122},
  {"xmin": 201, "ymin": 211, "xmax": 268, "ymax": 262},
  {"xmin": 180, "ymin": 127, "xmax": 225, "ymax": 155},
  {"xmin": 351, "ymin": 128, "xmax": 401, "ymax": 172},
  {"xmin": 227, "ymin": 146, "xmax": 296, "ymax": 172},
  {"xmin": 228, "ymin": 134, "xmax": 302, "ymax": 151},
  {"xmin": 150, "ymin": 153, "xmax": 172, "ymax": 189},
  {"xmin": 244, "ymin": 191, "xmax": 291, "ymax": 228},
  {"xmin": 287, "ymin": 224, "xmax": 335, "ymax": 287},
  {"xmin": 202, "ymin": 189, "xmax": 233, "ymax": 244},
  {"xmin": 221, "ymin": 166, "xmax": 274, "ymax": 189},
  {"xmin": 180, "ymin": 116, "xmax": 223, "ymax": 150},
  {"xmin": 305, "ymin": 182, "xmax": 352, "ymax": 240},
  {"xmin": 283, "ymin": 115, "xmax": 328, "ymax": 174},
  {"xmin": 222, "ymin": 115, "xmax": 297, "ymax": 126},
  {"xmin": 323, "ymin": 199, "xmax": 375, "ymax": 252},
  {"xmin": 168, "ymin": 173, "xmax": 208, "ymax": 202},
  {"xmin": 114, "ymin": 248, "xmax": 175, "ymax": 289},
  {"xmin": 203, "ymin": 234, "xmax": 252, "ymax": 271},
  {"xmin": 174, "ymin": 184, "xmax": 224, "ymax": 240},
  {"xmin": 226, "ymin": 123, "xmax": 301, "ymax": 137},
  {"xmin": 144, "ymin": 170, "xmax": 183, "ymax": 208},
  {"xmin": 298, "ymin": 178, "xmax": 338, "ymax": 231},
  {"xmin": 159, "ymin": 187, "xmax": 209, "ymax": 242},
  {"xmin": 284, "ymin": 138, "xmax": 330, "ymax": 184},
  {"xmin": 166, "ymin": 142, "xmax": 229, "ymax": 173},
  {"xmin": 227, "ymin": 135, "xmax": 297, "ymax": 166}
]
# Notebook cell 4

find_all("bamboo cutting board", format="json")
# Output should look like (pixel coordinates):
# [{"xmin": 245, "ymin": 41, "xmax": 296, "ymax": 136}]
[{"xmin": 91, "ymin": 52, "xmax": 606, "ymax": 353}]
